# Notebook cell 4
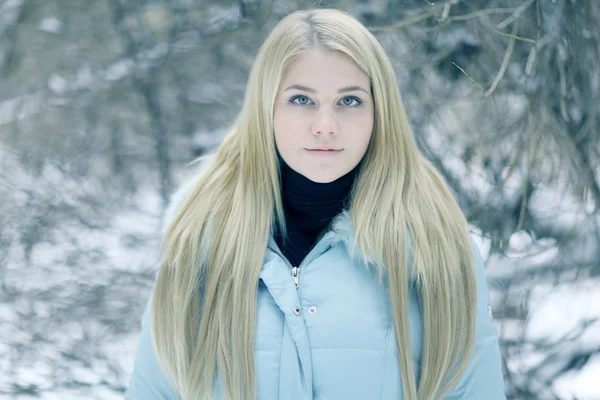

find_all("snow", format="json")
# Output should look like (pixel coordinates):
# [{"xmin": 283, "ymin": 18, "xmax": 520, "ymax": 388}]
[
  {"xmin": 75, "ymin": 65, "xmax": 94, "ymax": 90},
  {"xmin": 38, "ymin": 17, "xmax": 63, "ymax": 34},
  {"xmin": 0, "ymin": 92, "xmax": 43, "ymax": 126},
  {"xmin": 529, "ymin": 182, "xmax": 589, "ymax": 232},
  {"xmin": 0, "ymin": 164, "xmax": 165, "ymax": 399},
  {"xmin": 554, "ymin": 355, "xmax": 600, "ymax": 400},
  {"xmin": 507, "ymin": 230, "xmax": 534, "ymax": 253},
  {"xmin": 139, "ymin": 42, "xmax": 169, "ymax": 61},
  {"xmin": 487, "ymin": 254, "xmax": 600, "ymax": 399},
  {"xmin": 105, "ymin": 59, "xmax": 135, "ymax": 81},
  {"xmin": 203, "ymin": 5, "xmax": 241, "ymax": 35},
  {"xmin": 47, "ymin": 73, "xmax": 68, "ymax": 95},
  {"xmin": 526, "ymin": 280, "xmax": 600, "ymax": 344}
]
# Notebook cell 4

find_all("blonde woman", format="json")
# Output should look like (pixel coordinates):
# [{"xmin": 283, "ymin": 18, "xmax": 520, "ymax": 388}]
[{"xmin": 125, "ymin": 8, "xmax": 506, "ymax": 400}]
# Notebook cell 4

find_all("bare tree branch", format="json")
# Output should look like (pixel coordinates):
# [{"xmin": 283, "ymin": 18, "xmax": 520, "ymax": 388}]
[{"xmin": 485, "ymin": 21, "xmax": 519, "ymax": 96}]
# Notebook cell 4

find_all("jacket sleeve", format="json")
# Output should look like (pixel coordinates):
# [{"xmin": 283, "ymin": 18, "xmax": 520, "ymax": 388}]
[
  {"xmin": 124, "ymin": 292, "xmax": 180, "ymax": 399},
  {"xmin": 445, "ymin": 239, "xmax": 507, "ymax": 400}
]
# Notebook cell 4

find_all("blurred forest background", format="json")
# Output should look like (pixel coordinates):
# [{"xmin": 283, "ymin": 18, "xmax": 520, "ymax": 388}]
[{"xmin": 1, "ymin": 0, "xmax": 599, "ymax": 399}]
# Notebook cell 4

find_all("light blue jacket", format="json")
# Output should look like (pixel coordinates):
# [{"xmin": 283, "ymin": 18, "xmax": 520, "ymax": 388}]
[{"xmin": 125, "ymin": 181, "xmax": 506, "ymax": 400}]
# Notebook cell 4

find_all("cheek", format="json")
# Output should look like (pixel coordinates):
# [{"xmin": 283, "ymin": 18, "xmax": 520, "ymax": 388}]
[
  {"xmin": 342, "ymin": 115, "xmax": 373, "ymax": 148},
  {"xmin": 277, "ymin": 107, "xmax": 307, "ymax": 126},
  {"xmin": 273, "ymin": 109, "xmax": 304, "ymax": 149}
]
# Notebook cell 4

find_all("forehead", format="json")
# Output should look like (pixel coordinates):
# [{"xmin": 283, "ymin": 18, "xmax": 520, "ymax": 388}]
[{"xmin": 280, "ymin": 49, "xmax": 370, "ymax": 88}]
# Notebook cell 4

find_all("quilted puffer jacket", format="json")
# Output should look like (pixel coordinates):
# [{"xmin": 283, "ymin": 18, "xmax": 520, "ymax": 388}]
[{"xmin": 125, "ymin": 178, "xmax": 506, "ymax": 400}]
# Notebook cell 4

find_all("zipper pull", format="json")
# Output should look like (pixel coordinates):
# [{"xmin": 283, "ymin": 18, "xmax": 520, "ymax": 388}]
[{"xmin": 291, "ymin": 266, "xmax": 299, "ymax": 288}]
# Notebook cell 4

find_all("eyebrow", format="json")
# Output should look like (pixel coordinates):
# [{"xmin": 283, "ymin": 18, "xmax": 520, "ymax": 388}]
[{"xmin": 283, "ymin": 84, "xmax": 369, "ymax": 94}]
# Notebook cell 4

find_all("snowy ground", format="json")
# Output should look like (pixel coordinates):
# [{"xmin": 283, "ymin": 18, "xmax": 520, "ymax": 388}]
[
  {"xmin": 475, "ymin": 231, "xmax": 600, "ymax": 400},
  {"xmin": 1, "ymin": 173, "xmax": 164, "ymax": 399}
]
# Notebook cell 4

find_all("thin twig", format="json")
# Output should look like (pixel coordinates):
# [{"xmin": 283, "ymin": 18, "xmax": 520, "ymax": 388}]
[
  {"xmin": 515, "ymin": 124, "xmax": 540, "ymax": 233},
  {"xmin": 367, "ymin": 9, "xmax": 438, "ymax": 32},
  {"xmin": 368, "ymin": 6, "xmax": 531, "ymax": 33},
  {"xmin": 557, "ymin": 54, "xmax": 569, "ymax": 121},
  {"xmin": 496, "ymin": 0, "xmax": 536, "ymax": 29},
  {"xmin": 523, "ymin": 34, "xmax": 547, "ymax": 77},
  {"xmin": 485, "ymin": 23, "xmax": 537, "ymax": 43},
  {"xmin": 445, "ymin": 7, "xmax": 517, "ymax": 22},
  {"xmin": 485, "ymin": 22, "xmax": 519, "ymax": 96},
  {"xmin": 439, "ymin": 2, "xmax": 451, "ymax": 22},
  {"xmin": 534, "ymin": 0, "xmax": 541, "ymax": 68},
  {"xmin": 451, "ymin": 62, "xmax": 486, "ymax": 92}
]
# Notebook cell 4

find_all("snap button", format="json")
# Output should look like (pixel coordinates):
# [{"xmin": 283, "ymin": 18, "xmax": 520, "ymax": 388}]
[
  {"xmin": 308, "ymin": 306, "xmax": 317, "ymax": 314},
  {"xmin": 292, "ymin": 307, "xmax": 301, "ymax": 316}
]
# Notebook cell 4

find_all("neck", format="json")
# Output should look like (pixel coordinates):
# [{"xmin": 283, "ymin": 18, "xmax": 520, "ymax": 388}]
[
  {"xmin": 274, "ymin": 157, "xmax": 359, "ymax": 266},
  {"xmin": 279, "ymin": 160, "xmax": 357, "ymax": 219}
]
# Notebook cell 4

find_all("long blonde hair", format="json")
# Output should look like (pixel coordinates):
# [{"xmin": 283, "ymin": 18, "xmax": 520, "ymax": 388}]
[{"xmin": 153, "ymin": 8, "xmax": 477, "ymax": 400}]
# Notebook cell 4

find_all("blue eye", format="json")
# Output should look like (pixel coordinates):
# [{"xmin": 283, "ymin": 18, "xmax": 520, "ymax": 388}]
[
  {"xmin": 341, "ymin": 96, "xmax": 361, "ymax": 107},
  {"xmin": 288, "ymin": 95, "xmax": 362, "ymax": 107},
  {"xmin": 290, "ymin": 95, "xmax": 313, "ymax": 106}
]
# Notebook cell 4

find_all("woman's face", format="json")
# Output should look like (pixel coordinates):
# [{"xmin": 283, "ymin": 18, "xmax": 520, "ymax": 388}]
[{"xmin": 273, "ymin": 50, "xmax": 374, "ymax": 183}]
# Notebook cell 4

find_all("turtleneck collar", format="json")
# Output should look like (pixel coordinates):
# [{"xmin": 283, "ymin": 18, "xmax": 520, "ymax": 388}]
[{"xmin": 274, "ymin": 156, "xmax": 359, "ymax": 267}]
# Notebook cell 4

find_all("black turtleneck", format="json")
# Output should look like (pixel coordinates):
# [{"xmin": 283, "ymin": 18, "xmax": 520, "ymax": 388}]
[{"xmin": 274, "ymin": 158, "xmax": 359, "ymax": 267}]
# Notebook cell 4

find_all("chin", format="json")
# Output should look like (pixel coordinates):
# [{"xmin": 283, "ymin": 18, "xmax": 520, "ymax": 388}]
[
  {"xmin": 303, "ymin": 171, "xmax": 342, "ymax": 183},
  {"xmin": 311, "ymin": 177, "xmax": 337, "ymax": 183}
]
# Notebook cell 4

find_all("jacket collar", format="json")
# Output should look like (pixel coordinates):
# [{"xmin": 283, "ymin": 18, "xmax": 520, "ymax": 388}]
[{"xmin": 267, "ymin": 209, "xmax": 381, "ymax": 273}]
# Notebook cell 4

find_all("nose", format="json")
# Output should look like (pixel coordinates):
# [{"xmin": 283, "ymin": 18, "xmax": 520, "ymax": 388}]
[{"xmin": 311, "ymin": 108, "xmax": 339, "ymax": 136}]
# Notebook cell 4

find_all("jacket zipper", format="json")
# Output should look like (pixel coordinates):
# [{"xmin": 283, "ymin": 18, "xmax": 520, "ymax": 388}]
[
  {"xmin": 274, "ymin": 237, "xmax": 332, "ymax": 289},
  {"xmin": 291, "ymin": 266, "xmax": 300, "ymax": 288}
]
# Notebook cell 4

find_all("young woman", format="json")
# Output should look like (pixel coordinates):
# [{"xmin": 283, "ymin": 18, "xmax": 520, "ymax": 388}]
[{"xmin": 125, "ymin": 8, "xmax": 506, "ymax": 400}]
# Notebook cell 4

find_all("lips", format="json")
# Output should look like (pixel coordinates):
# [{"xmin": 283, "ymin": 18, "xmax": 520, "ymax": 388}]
[
  {"xmin": 305, "ymin": 148, "xmax": 343, "ymax": 156},
  {"xmin": 306, "ymin": 148, "xmax": 342, "ymax": 151}
]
